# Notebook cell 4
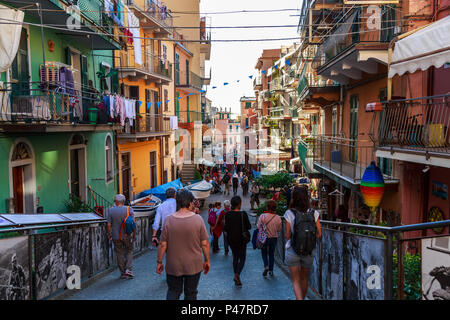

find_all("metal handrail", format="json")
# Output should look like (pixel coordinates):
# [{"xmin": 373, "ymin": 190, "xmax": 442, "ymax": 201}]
[
  {"xmin": 0, "ymin": 219, "xmax": 106, "ymax": 234},
  {"xmin": 321, "ymin": 219, "xmax": 450, "ymax": 233}
]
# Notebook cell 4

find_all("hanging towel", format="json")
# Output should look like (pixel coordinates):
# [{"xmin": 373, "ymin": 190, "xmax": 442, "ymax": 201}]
[
  {"xmin": 170, "ymin": 116, "xmax": 178, "ymax": 130},
  {"xmin": 127, "ymin": 10, "xmax": 142, "ymax": 65}
]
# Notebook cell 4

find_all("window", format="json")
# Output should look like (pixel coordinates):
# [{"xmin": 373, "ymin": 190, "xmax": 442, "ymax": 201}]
[
  {"xmin": 229, "ymin": 125, "xmax": 232, "ymax": 132},
  {"xmin": 175, "ymin": 53, "xmax": 180, "ymax": 85},
  {"xmin": 236, "ymin": 125, "xmax": 239, "ymax": 131},
  {"xmin": 105, "ymin": 135, "xmax": 113, "ymax": 183},
  {"xmin": 245, "ymin": 102, "xmax": 251, "ymax": 109},
  {"xmin": 245, "ymin": 118, "xmax": 249, "ymax": 128},
  {"xmin": 164, "ymin": 89, "xmax": 168, "ymax": 112},
  {"xmin": 230, "ymin": 138, "xmax": 232, "ymax": 144},
  {"xmin": 163, "ymin": 170, "xmax": 168, "ymax": 184},
  {"xmin": 245, "ymin": 136, "xmax": 249, "ymax": 144},
  {"xmin": 186, "ymin": 59, "xmax": 190, "ymax": 84},
  {"xmin": 332, "ymin": 106, "xmax": 337, "ymax": 136},
  {"xmin": 164, "ymin": 137, "xmax": 169, "ymax": 156},
  {"xmin": 162, "ymin": 44, "xmax": 167, "ymax": 63},
  {"xmin": 149, "ymin": 151, "xmax": 157, "ymax": 189},
  {"xmin": 377, "ymin": 157, "xmax": 392, "ymax": 176}
]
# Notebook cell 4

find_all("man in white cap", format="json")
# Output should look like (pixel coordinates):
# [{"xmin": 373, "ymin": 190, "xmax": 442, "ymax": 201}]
[{"xmin": 107, "ymin": 194, "xmax": 136, "ymax": 279}]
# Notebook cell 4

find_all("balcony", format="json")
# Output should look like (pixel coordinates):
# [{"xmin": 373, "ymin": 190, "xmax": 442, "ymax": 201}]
[
  {"xmin": 312, "ymin": 136, "xmax": 398, "ymax": 188},
  {"xmin": 126, "ymin": 0, "xmax": 173, "ymax": 36},
  {"xmin": 118, "ymin": 50, "xmax": 172, "ymax": 84},
  {"xmin": 298, "ymin": 136, "xmax": 321, "ymax": 175},
  {"xmin": 297, "ymin": 63, "xmax": 340, "ymax": 101},
  {"xmin": 269, "ymin": 77, "xmax": 283, "ymax": 92},
  {"xmin": 270, "ymin": 106, "xmax": 291, "ymax": 120},
  {"xmin": 253, "ymin": 76, "xmax": 262, "ymax": 90},
  {"xmin": 118, "ymin": 114, "xmax": 170, "ymax": 141},
  {"xmin": 176, "ymin": 71, "xmax": 203, "ymax": 93},
  {"xmin": 177, "ymin": 110, "xmax": 203, "ymax": 126},
  {"xmin": 0, "ymin": 86, "xmax": 120, "ymax": 132},
  {"xmin": 374, "ymin": 95, "xmax": 450, "ymax": 167},
  {"xmin": 200, "ymin": 17, "xmax": 211, "ymax": 60},
  {"xmin": 316, "ymin": 6, "xmax": 397, "ymax": 85},
  {"xmin": 1, "ymin": 0, "xmax": 121, "ymax": 49}
]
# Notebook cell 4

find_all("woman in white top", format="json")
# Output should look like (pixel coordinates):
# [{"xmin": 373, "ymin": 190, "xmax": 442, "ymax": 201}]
[{"xmin": 284, "ymin": 185, "xmax": 322, "ymax": 300}]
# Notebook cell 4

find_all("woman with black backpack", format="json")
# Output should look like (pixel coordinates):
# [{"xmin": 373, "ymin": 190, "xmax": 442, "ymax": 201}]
[
  {"xmin": 284, "ymin": 186, "xmax": 322, "ymax": 300},
  {"xmin": 223, "ymin": 196, "xmax": 251, "ymax": 287}
]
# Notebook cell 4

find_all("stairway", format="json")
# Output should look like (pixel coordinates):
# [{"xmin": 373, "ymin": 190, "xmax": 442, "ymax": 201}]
[{"xmin": 180, "ymin": 163, "xmax": 197, "ymax": 184}]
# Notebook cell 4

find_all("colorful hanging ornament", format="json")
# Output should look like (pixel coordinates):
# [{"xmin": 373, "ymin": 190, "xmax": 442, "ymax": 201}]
[{"xmin": 360, "ymin": 161, "xmax": 385, "ymax": 213}]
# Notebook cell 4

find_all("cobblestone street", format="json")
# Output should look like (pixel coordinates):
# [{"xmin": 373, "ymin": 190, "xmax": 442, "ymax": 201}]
[{"xmin": 66, "ymin": 189, "xmax": 297, "ymax": 300}]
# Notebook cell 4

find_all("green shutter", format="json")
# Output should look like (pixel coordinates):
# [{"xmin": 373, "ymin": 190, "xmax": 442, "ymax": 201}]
[{"xmin": 111, "ymin": 68, "xmax": 119, "ymax": 94}]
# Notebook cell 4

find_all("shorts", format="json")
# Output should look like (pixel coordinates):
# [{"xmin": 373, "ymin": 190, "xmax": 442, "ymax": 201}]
[{"xmin": 284, "ymin": 247, "xmax": 313, "ymax": 269}]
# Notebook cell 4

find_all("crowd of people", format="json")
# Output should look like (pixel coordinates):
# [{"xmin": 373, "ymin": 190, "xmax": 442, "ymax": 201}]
[{"xmin": 106, "ymin": 166, "xmax": 322, "ymax": 301}]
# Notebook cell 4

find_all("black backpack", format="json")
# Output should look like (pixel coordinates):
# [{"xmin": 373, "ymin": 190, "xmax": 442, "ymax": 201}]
[
  {"xmin": 222, "ymin": 174, "xmax": 230, "ymax": 184},
  {"xmin": 291, "ymin": 208, "xmax": 317, "ymax": 256}
]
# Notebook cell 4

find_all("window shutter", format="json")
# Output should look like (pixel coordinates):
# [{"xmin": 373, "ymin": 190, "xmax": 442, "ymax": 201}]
[{"xmin": 111, "ymin": 68, "xmax": 119, "ymax": 94}]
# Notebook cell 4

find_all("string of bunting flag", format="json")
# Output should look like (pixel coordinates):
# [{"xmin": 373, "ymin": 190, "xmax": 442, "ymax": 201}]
[{"xmin": 141, "ymin": 58, "xmax": 292, "ymax": 111}]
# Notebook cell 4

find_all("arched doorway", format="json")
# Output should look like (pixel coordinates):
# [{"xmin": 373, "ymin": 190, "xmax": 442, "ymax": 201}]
[
  {"xmin": 9, "ymin": 141, "xmax": 35, "ymax": 213},
  {"xmin": 69, "ymin": 134, "xmax": 87, "ymax": 202}
]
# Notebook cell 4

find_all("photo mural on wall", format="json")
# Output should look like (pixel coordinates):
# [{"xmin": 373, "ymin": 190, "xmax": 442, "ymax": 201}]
[
  {"xmin": 422, "ymin": 236, "xmax": 450, "ymax": 300},
  {"xmin": 0, "ymin": 236, "xmax": 30, "ymax": 300},
  {"xmin": 321, "ymin": 229, "xmax": 344, "ymax": 300},
  {"xmin": 34, "ymin": 232, "xmax": 69, "ymax": 300},
  {"xmin": 344, "ymin": 235, "xmax": 385, "ymax": 300}
]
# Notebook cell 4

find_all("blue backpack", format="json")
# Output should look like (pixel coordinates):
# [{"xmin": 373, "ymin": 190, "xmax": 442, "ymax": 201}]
[{"xmin": 119, "ymin": 206, "xmax": 136, "ymax": 240}]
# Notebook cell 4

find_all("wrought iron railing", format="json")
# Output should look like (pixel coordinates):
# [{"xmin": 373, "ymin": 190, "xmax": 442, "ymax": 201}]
[
  {"xmin": 176, "ymin": 110, "xmax": 203, "ymax": 123},
  {"xmin": 87, "ymin": 185, "xmax": 113, "ymax": 217},
  {"xmin": 0, "ymin": 84, "xmax": 110, "ymax": 125},
  {"xmin": 126, "ymin": 0, "xmax": 173, "ymax": 29},
  {"xmin": 312, "ymin": 135, "xmax": 396, "ymax": 182},
  {"xmin": 176, "ymin": 70, "xmax": 203, "ymax": 89},
  {"xmin": 119, "ymin": 49, "xmax": 172, "ymax": 79},
  {"xmin": 316, "ymin": 6, "xmax": 397, "ymax": 67},
  {"xmin": 376, "ymin": 95, "xmax": 450, "ymax": 154},
  {"xmin": 120, "ymin": 113, "xmax": 169, "ymax": 135}
]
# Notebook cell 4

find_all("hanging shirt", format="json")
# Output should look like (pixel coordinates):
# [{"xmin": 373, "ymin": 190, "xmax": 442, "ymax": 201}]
[{"xmin": 109, "ymin": 95, "xmax": 115, "ymax": 118}]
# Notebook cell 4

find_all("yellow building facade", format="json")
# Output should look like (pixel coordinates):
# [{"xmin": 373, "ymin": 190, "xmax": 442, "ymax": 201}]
[{"xmin": 114, "ymin": 1, "xmax": 173, "ymax": 200}]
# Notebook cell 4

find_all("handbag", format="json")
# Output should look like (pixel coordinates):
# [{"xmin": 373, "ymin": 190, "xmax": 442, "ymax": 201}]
[
  {"xmin": 256, "ymin": 214, "xmax": 277, "ymax": 249},
  {"xmin": 241, "ymin": 211, "xmax": 251, "ymax": 245}
]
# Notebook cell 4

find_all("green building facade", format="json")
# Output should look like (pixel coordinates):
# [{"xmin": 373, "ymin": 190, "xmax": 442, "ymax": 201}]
[{"xmin": 0, "ymin": 0, "xmax": 124, "ymax": 213}]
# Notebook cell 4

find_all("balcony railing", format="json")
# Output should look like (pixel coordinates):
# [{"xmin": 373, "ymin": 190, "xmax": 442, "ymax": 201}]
[
  {"xmin": 176, "ymin": 110, "xmax": 203, "ymax": 123},
  {"xmin": 0, "ymin": 83, "xmax": 111, "ymax": 125},
  {"xmin": 119, "ymin": 50, "xmax": 172, "ymax": 80},
  {"xmin": 317, "ymin": 6, "xmax": 397, "ymax": 67},
  {"xmin": 253, "ymin": 76, "xmax": 262, "ymax": 88},
  {"xmin": 126, "ymin": 0, "xmax": 173, "ymax": 30},
  {"xmin": 376, "ymin": 95, "xmax": 450, "ymax": 154},
  {"xmin": 312, "ymin": 136, "xmax": 395, "ymax": 183},
  {"xmin": 269, "ymin": 77, "xmax": 283, "ymax": 92},
  {"xmin": 297, "ymin": 61, "xmax": 339, "ymax": 97},
  {"xmin": 176, "ymin": 71, "xmax": 203, "ymax": 90},
  {"xmin": 270, "ymin": 106, "xmax": 291, "ymax": 119},
  {"xmin": 120, "ymin": 113, "xmax": 169, "ymax": 136}
]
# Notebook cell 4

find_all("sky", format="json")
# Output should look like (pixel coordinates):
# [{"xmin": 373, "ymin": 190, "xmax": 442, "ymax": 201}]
[{"xmin": 200, "ymin": 0, "xmax": 303, "ymax": 116}]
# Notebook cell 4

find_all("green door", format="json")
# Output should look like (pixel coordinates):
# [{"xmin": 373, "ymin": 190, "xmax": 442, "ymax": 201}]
[
  {"xmin": 187, "ymin": 96, "xmax": 190, "ymax": 122},
  {"xmin": 11, "ymin": 28, "xmax": 30, "ymax": 96},
  {"xmin": 349, "ymin": 95, "xmax": 358, "ymax": 162},
  {"xmin": 186, "ymin": 59, "xmax": 189, "ymax": 85}
]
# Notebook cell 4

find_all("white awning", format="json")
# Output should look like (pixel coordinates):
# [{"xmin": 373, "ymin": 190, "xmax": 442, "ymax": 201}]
[{"xmin": 389, "ymin": 16, "xmax": 450, "ymax": 78}]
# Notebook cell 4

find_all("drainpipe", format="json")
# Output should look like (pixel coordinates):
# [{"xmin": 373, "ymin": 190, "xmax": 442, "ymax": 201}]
[{"xmin": 339, "ymin": 85, "xmax": 344, "ymax": 135}]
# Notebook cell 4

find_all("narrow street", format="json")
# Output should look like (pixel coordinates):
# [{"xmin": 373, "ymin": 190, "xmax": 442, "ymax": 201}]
[{"xmin": 66, "ymin": 189, "xmax": 296, "ymax": 300}]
